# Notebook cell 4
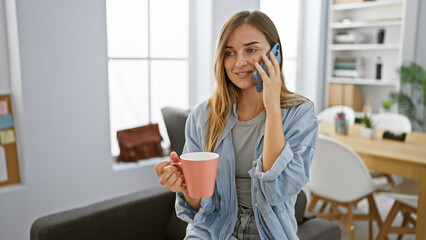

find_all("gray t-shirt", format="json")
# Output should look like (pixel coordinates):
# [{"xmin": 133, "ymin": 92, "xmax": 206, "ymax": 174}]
[{"xmin": 232, "ymin": 109, "xmax": 266, "ymax": 208}]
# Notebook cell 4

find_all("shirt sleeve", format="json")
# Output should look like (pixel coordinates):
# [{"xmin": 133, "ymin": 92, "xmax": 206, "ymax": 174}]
[
  {"xmin": 175, "ymin": 192, "xmax": 216, "ymax": 223},
  {"xmin": 174, "ymin": 106, "xmax": 217, "ymax": 223},
  {"xmin": 250, "ymin": 102, "xmax": 318, "ymax": 205}
]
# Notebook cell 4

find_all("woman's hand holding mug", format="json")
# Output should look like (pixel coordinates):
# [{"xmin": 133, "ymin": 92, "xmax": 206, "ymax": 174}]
[{"xmin": 155, "ymin": 151, "xmax": 186, "ymax": 193}]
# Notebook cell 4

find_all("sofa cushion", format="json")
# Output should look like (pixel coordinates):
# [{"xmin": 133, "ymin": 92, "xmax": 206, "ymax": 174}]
[
  {"xmin": 295, "ymin": 190, "xmax": 307, "ymax": 225},
  {"xmin": 161, "ymin": 107, "xmax": 190, "ymax": 156},
  {"xmin": 165, "ymin": 200, "xmax": 188, "ymax": 240},
  {"xmin": 297, "ymin": 218, "xmax": 341, "ymax": 240},
  {"xmin": 31, "ymin": 187, "xmax": 175, "ymax": 240}
]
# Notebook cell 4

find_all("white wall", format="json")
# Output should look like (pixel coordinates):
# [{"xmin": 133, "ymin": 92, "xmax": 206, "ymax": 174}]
[
  {"xmin": 0, "ymin": 0, "xmax": 10, "ymax": 92},
  {"xmin": 189, "ymin": 0, "xmax": 213, "ymax": 107},
  {"xmin": 413, "ymin": 0, "xmax": 426, "ymax": 131},
  {"xmin": 0, "ymin": 1, "xmax": 160, "ymax": 239},
  {"xmin": 298, "ymin": 0, "xmax": 328, "ymax": 112},
  {"xmin": 415, "ymin": 0, "xmax": 426, "ymax": 64}
]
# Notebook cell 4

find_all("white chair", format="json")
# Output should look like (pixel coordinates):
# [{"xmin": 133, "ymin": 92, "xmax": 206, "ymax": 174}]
[
  {"xmin": 370, "ymin": 113, "xmax": 412, "ymax": 186},
  {"xmin": 371, "ymin": 112, "xmax": 412, "ymax": 133},
  {"xmin": 376, "ymin": 179, "xmax": 418, "ymax": 240},
  {"xmin": 307, "ymin": 135, "xmax": 383, "ymax": 240},
  {"xmin": 317, "ymin": 105, "xmax": 356, "ymax": 125}
]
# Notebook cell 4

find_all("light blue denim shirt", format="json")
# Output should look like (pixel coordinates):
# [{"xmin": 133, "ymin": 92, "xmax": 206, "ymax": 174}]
[{"xmin": 175, "ymin": 99, "xmax": 318, "ymax": 240}]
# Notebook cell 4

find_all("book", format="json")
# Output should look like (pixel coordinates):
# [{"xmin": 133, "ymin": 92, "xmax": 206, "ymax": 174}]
[{"xmin": 334, "ymin": 55, "xmax": 364, "ymax": 78}]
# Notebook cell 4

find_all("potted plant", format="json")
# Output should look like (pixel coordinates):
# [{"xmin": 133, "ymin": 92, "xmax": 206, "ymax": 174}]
[
  {"xmin": 390, "ymin": 62, "xmax": 426, "ymax": 131},
  {"xmin": 380, "ymin": 99, "xmax": 392, "ymax": 113},
  {"xmin": 361, "ymin": 115, "xmax": 375, "ymax": 139}
]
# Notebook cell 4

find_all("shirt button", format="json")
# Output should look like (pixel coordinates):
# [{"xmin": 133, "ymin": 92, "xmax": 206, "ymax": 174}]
[
  {"xmin": 253, "ymin": 160, "xmax": 256, "ymax": 165},
  {"xmin": 259, "ymin": 224, "xmax": 263, "ymax": 228},
  {"xmin": 255, "ymin": 202, "xmax": 258, "ymax": 207}
]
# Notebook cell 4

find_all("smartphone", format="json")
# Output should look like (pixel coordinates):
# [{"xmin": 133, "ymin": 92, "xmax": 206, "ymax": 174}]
[{"xmin": 253, "ymin": 43, "xmax": 282, "ymax": 92}]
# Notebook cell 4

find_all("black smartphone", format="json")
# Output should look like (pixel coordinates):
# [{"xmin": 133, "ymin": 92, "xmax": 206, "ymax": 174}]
[{"xmin": 253, "ymin": 43, "xmax": 282, "ymax": 92}]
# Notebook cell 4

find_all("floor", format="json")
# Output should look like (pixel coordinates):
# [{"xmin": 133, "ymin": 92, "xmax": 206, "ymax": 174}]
[{"xmin": 303, "ymin": 179, "xmax": 416, "ymax": 240}]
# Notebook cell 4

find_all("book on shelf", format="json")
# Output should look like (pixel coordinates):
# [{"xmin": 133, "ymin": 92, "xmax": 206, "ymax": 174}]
[{"xmin": 333, "ymin": 55, "xmax": 364, "ymax": 78}]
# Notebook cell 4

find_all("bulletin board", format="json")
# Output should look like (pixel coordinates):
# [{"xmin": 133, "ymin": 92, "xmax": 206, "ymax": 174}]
[{"xmin": 0, "ymin": 94, "xmax": 21, "ymax": 187}]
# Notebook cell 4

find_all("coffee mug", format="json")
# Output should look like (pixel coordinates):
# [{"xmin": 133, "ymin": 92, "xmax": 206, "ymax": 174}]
[{"xmin": 172, "ymin": 152, "xmax": 219, "ymax": 198}]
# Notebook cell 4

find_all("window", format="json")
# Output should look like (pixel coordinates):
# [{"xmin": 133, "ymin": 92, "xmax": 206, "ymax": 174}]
[
  {"xmin": 260, "ymin": 0, "xmax": 300, "ymax": 92},
  {"xmin": 106, "ymin": 0, "xmax": 189, "ymax": 156}
]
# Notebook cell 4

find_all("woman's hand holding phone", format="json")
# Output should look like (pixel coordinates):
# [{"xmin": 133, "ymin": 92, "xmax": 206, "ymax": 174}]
[{"xmin": 255, "ymin": 50, "xmax": 282, "ymax": 112}]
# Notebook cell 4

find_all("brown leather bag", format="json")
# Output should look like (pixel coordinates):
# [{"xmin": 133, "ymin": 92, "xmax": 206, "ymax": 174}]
[{"xmin": 117, "ymin": 123, "xmax": 163, "ymax": 162}]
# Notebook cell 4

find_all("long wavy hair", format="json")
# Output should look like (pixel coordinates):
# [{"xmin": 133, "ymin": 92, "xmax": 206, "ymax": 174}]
[{"xmin": 205, "ymin": 11, "xmax": 306, "ymax": 152}]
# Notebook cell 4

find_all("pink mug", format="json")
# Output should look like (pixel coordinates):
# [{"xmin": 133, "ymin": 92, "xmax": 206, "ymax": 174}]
[{"xmin": 172, "ymin": 152, "xmax": 219, "ymax": 198}]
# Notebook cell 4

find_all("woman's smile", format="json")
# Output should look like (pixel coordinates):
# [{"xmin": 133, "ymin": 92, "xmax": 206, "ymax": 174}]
[{"xmin": 235, "ymin": 70, "xmax": 253, "ymax": 78}]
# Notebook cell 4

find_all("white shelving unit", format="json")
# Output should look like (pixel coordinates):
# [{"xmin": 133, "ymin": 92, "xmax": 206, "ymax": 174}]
[{"xmin": 325, "ymin": 0, "xmax": 419, "ymax": 112}]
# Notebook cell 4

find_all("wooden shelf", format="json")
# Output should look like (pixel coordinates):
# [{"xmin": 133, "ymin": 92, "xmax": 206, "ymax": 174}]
[
  {"xmin": 331, "ymin": 20, "xmax": 401, "ymax": 29},
  {"xmin": 329, "ymin": 43, "xmax": 399, "ymax": 51},
  {"xmin": 331, "ymin": 0, "xmax": 403, "ymax": 11},
  {"xmin": 328, "ymin": 77, "xmax": 397, "ymax": 86}
]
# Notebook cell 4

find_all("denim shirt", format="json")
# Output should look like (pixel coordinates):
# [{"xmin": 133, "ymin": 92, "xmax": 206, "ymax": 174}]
[{"xmin": 175, "ymin": 100, "xmax": 318, "ymax": 240}]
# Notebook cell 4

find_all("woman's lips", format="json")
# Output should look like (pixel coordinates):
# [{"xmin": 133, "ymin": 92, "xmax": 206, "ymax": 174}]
[{"xmin": 235, "ymin": 71, "xmax": 252, "ymax": 78}]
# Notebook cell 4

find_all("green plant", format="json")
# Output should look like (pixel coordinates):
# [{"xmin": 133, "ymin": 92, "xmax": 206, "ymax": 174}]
[
  {"xmin": 361, "ymin": 116, "xmax": 373, "ymax": 128},
  {"xmin": 390, "ymin": 62, "xmax": 426, "ymax": 131},
  {"xmin": 382, "ymin": 100, "xmax": 391, "ymax": 109}
]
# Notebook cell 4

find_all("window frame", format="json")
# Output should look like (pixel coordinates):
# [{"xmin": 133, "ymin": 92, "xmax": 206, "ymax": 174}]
[{"xmin": 106, "ymin": 0, "xmax": 191, "ymax": 157}]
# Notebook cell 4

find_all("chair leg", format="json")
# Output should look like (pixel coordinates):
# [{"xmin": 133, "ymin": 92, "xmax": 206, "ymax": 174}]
[
  {"xmin": 376, "ymin": 201, "xmax": 401, "ymax": 240},
  {"xmin": 397, "ymin": 212, "xmax": 411, "ymax": 240},
  {"xmin": 369, "ymin": 220, "xmax": 373, "ymax": 240},
  {"xmin": 319, "ymin": 201, "xmax": 329, "ymax": 213},
  {"xmin": 367, "ymin": 194, "xmax": 385, "ymax": 240},
  {"xmin": 347, "ymin": 202, "xmax": 355, "ymax": 240},
  {"xmin": 307, "ymin": 193, "xmax": 319, "ymax": 212},
  {"xmin": 384, "ymin": 174, "xmax": 395, "ymax": 186},
  {"xmin": 331, "ymin": 203, "xmax": 339, "ymax": 214}
]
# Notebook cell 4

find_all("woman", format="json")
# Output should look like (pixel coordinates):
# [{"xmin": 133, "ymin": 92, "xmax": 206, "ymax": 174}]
[{"xmin": 155, "ymin": 10, "xmax": 318, "ymax": 239}]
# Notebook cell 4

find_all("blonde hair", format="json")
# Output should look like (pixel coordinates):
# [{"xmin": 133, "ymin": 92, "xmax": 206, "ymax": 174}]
[{"xmin": 205, "ymin": 11, "xmax": 306, "ymax": 152}]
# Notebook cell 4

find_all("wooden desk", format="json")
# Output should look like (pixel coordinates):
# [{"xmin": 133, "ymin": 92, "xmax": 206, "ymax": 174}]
[{"xmin": 319, "ymin": 122, "xmax": 426, "ymax": 239}]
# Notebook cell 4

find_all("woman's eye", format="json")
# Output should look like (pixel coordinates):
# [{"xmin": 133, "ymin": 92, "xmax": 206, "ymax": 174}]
[
  {"xmin": 225, "ymin": 51, "xmax": 234, "ymax": 57},
  {"xmin": 248, "ymin": 48, "xmax": 257, "ymax": 53}
]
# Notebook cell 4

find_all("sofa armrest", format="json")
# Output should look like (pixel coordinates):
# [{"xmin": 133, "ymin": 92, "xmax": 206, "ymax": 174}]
[{"xmin": 31, "ymin": 187, "xmax": 176, "ymax": 240}]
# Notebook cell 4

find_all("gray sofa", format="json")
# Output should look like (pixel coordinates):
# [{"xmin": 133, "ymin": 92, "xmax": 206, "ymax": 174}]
[
  {"xmin": 31, "ymin": 107, "xmax": 340, "ymax": 239},
  {"xmin": 31, "ymin": 187, "xmax": 340, "ymax": 240}
]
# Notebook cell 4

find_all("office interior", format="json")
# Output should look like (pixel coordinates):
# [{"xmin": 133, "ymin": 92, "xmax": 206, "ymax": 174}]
[{"xmin": 0, "ymin": 0, "xmax": 425, "ymax": 239}]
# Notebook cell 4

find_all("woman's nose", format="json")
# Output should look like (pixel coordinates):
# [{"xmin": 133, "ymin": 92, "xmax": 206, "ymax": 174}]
[{"xmin": 235, "ymin": 54, "xmax": 248, "ymax": 67}]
